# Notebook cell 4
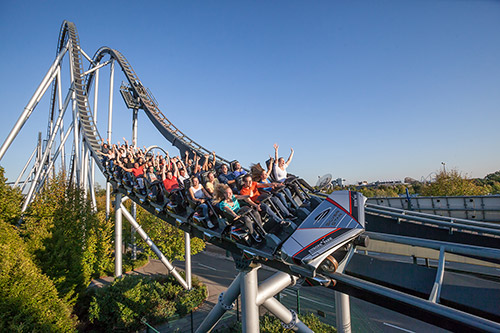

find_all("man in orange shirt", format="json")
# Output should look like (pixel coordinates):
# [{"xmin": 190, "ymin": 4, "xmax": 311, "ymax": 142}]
[{"xmin": 239, "ymin": 175, "xmax": 291, "ymax": 232}]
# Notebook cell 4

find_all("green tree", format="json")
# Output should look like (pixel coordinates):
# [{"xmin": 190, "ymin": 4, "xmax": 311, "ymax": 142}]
[
  {"xmin": 134, "ymin": 205, "xmax": 206, "ymax": 260},
  {"xmin": 420, "ymin": 169, "xmax": 490, "ymax": 196},
  {"xmin": 0, "ymin": 167, "xmax": 23, "ymax": 225},
  {"xmin": 0, "ymin": 173, "xmax": 76, "ymax": 332},
  {"xmin": 21, "ymin": 174, "xmax": 114, "ymax": 305}
]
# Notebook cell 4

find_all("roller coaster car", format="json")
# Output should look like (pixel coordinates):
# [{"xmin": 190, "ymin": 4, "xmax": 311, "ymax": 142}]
[{"xmin": 280, "ymin": 190, "xmax": 368, "ymax": 278}]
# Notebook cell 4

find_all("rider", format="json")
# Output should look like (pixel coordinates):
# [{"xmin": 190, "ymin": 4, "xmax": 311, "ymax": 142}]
[
  {"xmin": 188, "ymin": 176, "xmax": 212, "ymax": 223},
  {"xmin": 239, "ymin": 175, "xmax": 292, "ymax": 232},
  {"xmin": 214, "ymin": 184, "xmax": 264, "ymax": 242},
  {"xmin": 273, "ymin": 143, "xmax": 293, "ymax": 183},
  {"xmin": 218, "ymin": 164, "xmax": 238, "ymax": 192}
]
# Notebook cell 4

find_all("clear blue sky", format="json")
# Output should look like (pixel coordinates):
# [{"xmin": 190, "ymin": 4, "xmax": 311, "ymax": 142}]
[{"xmin": 1, "ymin": 1, "xmax": 499, "ymax": 186}]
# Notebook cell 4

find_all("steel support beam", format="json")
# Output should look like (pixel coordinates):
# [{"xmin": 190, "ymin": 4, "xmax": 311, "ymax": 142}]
[
  {"xmin": 240, "ymin": 265, "xmax": 260, "ymax": 332},
  {"xmin": 330, "ymin": 272, "xmax": 500, "ymax": 332},
  {"xmin": 335, "ymin": 246, "xmax": 353, "ymax": 333},
  {"xmin": 106, "ymin": 182, "xmax": 111, "ymax": 220},
  {"xmin": 115, "ymin": 193, "xmax": 123, "ymax": 278},
  {"xmin": 120, "ymin": 203, "xmax": 189, "ymax": 289},
  {"xmin": 21, "ymin": 85, "xmax": 73, "ymax": 212},
  {"xmin": 107, "ymin": 59, "xmax": 114, "ymax": 142},
  {"xmin": 131, "ymin": 108, "xmax": 138, "ymax": 260},
  {"xmin": 262, "ymin": 297, "xmax": 312, "ymax": 333},
  {"xmin": 185, "ymin": 232, "xmax": 192, "ymax": 290},
  {"xmin": 196, "ymin": 273, "xmax": 242, "ymax": 333},
  {"xmin": 255, "ymin": 272, "xmax": 296, "ymax": 306},
  {"xmin": 14, "ymin": 145, "xmax": 38, "ymax": 188},
  {"xmin": 56, "ymin": 66, "xmax": 65, "ymax": 171},
  {"xmin": 429, "ymin": 246, "xmax": 446, "ymax": 303},
  {"xmin": 36, "ymin": 123, "xmax": 74, "ymax": 192},
  {"xmin": 0, "ymin": 43, "xmax": 68, "ymax": 161},
  {"xmin": 335, "ymin": 292, "xmax": 351, "ymax": 333}
]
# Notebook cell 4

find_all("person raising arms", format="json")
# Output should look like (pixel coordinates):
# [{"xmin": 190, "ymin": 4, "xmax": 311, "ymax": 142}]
[{"xmin": 273, "ymin": 143, "xmax": 294, "ymax": 182}]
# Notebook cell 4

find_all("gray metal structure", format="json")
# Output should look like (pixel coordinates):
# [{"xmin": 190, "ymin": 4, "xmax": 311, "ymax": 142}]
[
  {"xmin": 1, "ymin": 20, "xmax": 499, "ymax": 332},
  {"xmin": 368, "ymin": 195, "xmax": 500, "ymax": 222}
]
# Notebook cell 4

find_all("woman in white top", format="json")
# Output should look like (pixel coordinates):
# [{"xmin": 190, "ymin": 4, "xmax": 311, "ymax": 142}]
[
  {"xmin": 188, "ymin": 176, "xmax": 212, "ymax": 223},
  {"xmin": 273, "ymin": 143, "xmax": 294, "ymax": 182}
]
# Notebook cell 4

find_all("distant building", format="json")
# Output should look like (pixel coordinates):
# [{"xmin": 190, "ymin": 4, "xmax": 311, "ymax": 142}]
[{"xmin": 356, "ymin": 180, "xmax": 403, "ymax": 188}]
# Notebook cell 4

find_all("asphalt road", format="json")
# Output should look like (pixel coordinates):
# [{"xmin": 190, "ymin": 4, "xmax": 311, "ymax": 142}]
[{"xmin": 175, "ymin": 245, "xmax": 450, "ymax": 333}]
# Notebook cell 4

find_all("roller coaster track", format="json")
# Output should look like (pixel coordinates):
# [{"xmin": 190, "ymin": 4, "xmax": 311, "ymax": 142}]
[
  {"xmin": 2, "ymin": 20, "xmax": 499, "ymax": 332},
  {"xmin": 85, "ymin": 47, "xmax": 233, "ymax": 166},
  {"xmin": 59, "ymin": 20, "xmax": 280, "ymax": 266}
]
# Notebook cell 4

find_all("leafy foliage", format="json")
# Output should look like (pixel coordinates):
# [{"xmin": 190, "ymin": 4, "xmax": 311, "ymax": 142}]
[
  {"xmin": 20, "ymin": 174, "xmax": 114, "ymax": 305},
  {"xmin": 223, "ymin": 313, "xmax": 336, "ymax": 332},
  {"xmin": 85, "ymin": 274, "xmax": 207, "ymax": 332},
  {"xmin": 0, "ymin": 219, "xmax": 76, "ymax": 332},
  {"xmin": 0, "ymin": 167, "xmax": 23, "ymax": 225},
  {"xmin": 476, "ymin": 170, "xmax": 500, "ymax": 194},
  {"xmin": 131, "ymin": 204, "xmax": 206, "ymax": 261},
  {"xmin": 420, "ymin": 169, "xmax": 490, "ymax": 196}
]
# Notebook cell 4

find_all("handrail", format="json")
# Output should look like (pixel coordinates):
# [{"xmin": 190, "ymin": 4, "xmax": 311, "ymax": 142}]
[
  {"xmin": 366, "ymin": 203, "xmax": 500, "ymax": 230},
  {"xmin": 366, "ymin": 205, "xmax": 500, "ymax": 236},
  {"xmin": 365, "ymin": 231, "xmax": 500, "ymax": 261}
]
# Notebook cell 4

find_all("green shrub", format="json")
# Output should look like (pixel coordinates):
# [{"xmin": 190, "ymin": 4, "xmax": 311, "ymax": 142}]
[
  {"xmin": 20, "ymin": 174, "xmax": 114, "ymax": 305},
  {"xmin": 0, "ymin": 219, "xmax": 76, "ymax": 332},
  {"xmin": 85, "ymin": 274, "xmax": 207, "ymax": 332},
  {"xmin": 222, "ymin": 313, "xmax": 336, "ymax": 333},
  {"xmin": 0, "ymin": 167, "xmax": 23, "ymax": 225}
]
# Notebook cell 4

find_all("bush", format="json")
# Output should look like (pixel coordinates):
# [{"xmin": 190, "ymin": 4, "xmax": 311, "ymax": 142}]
[
  {"xmin": 0, "ymin": 219, "xmax": 76, "ymax": 332},
  {"xmin": 20, "ymin": 174, "xmax": 114, "ymax": 305},
  {"xmin": 420, "ymin": 169, "xmax": 490, "ymax": 196},
  {"xmin": 222, "ymin": 313, "xmax": 336, "ymax": 332},
  {"xmin": 0, "ymin": 167, "xmax": 23, "ymax": 225},
  {"xmin": 85, "ymin": 274, "xmax": 207, "ymax": 332}
]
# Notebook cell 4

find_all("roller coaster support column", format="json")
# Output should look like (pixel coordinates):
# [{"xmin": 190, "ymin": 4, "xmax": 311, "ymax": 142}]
[
  {"xmin": 21, "ymin": 86, "xmax": 73, "ymax": 212},
  {"xmin": 185, "ymin": 232, "xmax": 192, "ymax": 289},
  {"xmin": 105, "ymin": 59, "xmax": 115, "ymax": 220},
  {"xmin": 115, "ymin": 192, "xmax": 123, "ymax": 278},
  {"xmin": 195, "ymin": 273, "xmax": 242, "ymax": 333},
  {"xmin": 56, "ymin": 66, "xmax": 66, "ymax": 171},
  {"xmin": 106, "ymin": 183, "xmax": 111, "ymax": 220},
  {"xmin": 0, "ymin": 42, "xmax": 68, "ymax": 162},
  {"xmin": 335, "ymin": 292, "xmax": 351, "ymax": 333},
  {"xmin": 119, "ymin": 203, "xmax": 189, "ymax": 289},
  {"xmin": 256, "ymin": 272, "xmax": 312, "ymax": 332},
  {"xmin": 241, "ymin": 264, "xmax": 260, "ymax": 332},
  {"xmin": 263, "ymin": 298, "xmax": 312, "ymax": 332},
  {"xmin": 68, "ymin": 45, "xmax": 81, "ymax": 186},
  {"xmin": 90, "ymin": 63, "xmax": 100, "ymax": 211},
  {"xmin": 131, "ymin": 108, "xmax": 138, "ymax": 260},
  {"xmin": 335, "ymin": 246, "xmax": 355, "ymax": 333},
  {"xmin": 14, "ymin": 145, "xmax": 37, "ymax": 188}
]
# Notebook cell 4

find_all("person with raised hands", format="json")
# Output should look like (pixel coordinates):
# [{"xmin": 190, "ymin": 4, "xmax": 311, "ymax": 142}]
[{"xmin": 273, "ymin": 143, "xmax": 294, "ymax": 183}]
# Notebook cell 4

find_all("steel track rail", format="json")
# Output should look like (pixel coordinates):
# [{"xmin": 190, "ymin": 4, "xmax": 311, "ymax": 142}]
[
  {"xmin": 366, "ymin": 205, "xmax": 500, "ymax": 236},
  {"xmin": 329, "ymin": 272, "xmax": 500, "ymax": 333},
  {"xmin": 367, "ymin": 203, "xmax": 500, "ymax": 230},
  {"xmin": 58, "ymin": 21, "xmax": 103, "ymax": 167},
  {"xmin": 84, "ymin": 47, "xmax": 233, "ymax": 166}
]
